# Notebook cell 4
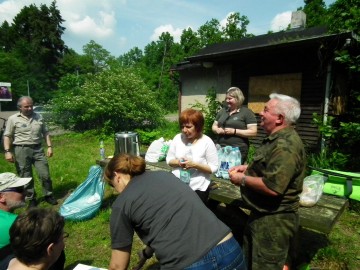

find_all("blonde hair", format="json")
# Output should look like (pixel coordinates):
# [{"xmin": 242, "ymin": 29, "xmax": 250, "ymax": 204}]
[
  {"xmin": 104, "ymin": 154, "xmax": 146, "ymax": 183},
  {"xmin": 226, "ymin": 87, "xmax": 245, "ymax": 108}
]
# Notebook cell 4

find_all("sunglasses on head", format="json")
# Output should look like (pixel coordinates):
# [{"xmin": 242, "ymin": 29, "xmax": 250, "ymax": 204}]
[{"xmin": 1, "ymin": 186, "xmax": 25, "ymax": 193}]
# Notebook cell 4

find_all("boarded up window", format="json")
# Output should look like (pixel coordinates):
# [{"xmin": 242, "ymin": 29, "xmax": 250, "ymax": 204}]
[{"xmin": 248, "ymin": 73, "xmax": 302, "ymax": 113}]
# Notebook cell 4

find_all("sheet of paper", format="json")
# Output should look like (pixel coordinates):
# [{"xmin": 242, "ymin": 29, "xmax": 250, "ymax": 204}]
[{"xmin": 73, "ymin": 263, "xmax": 107, "ymax": 270}]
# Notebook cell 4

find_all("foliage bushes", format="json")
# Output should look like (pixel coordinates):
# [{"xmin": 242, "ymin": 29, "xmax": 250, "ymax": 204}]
[
  {"xmin": 50, "ymin": 68, "xmax": 165, "ymax": 134},
  {"xmin": 191, "ymin": 88, "xmax": 222, "ymax": 140},
  {"xmin": 308, "ymin": 113, "xmax": 360, "ymax": 171},
  {"xmin": 136, "ymin": 121, "xmax": 179, "ymax": 146}
]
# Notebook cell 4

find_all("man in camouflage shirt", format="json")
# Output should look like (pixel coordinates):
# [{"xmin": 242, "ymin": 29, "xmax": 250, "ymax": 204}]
[{"xmin": 230, "ymin": 93, "xmax": 306, "ymax": 270}]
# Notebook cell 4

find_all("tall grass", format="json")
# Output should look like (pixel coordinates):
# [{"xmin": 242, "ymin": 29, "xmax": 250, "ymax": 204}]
[{"xmin": 0, "ymin": 131, "xmax": 359, "ymax": 269}]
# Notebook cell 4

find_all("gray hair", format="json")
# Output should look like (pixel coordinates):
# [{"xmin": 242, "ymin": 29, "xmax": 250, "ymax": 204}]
[
  {"xmin": 226, "ymin": 87, "xmax": 245, "ymax": 107},
  {"xmin": 17, "ymin": 96, "xmax": 33, "ymax": 108},
  {"xmin": 269, "ymin": 93, "xmax": 301, "ymax": 124}
]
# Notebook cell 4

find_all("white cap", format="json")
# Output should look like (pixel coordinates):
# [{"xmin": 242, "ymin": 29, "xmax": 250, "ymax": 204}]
[{"xmin": 0, "ymin": 173, "xmax": 32, "ymax": 191}]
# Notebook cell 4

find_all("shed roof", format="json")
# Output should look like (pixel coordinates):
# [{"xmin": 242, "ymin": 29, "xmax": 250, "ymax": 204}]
[{"xmin": 186, "ymin": 26, "xmax": 353, "ymax": 62}]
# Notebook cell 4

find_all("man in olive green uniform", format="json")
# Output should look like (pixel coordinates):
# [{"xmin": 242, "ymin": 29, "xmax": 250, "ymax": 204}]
[
  {"xmin": 230, "ymin": 93, "xmax": 306, "ymax": 270},
  {"xmin": 3, "ymin": 96, "xmax": 57, "ymax": 207}
]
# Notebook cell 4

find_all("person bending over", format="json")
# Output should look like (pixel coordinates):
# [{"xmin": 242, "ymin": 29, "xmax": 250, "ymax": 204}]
[{"xmin": 104, "ymin": 154, "xmax": 246, "ymax": 270}]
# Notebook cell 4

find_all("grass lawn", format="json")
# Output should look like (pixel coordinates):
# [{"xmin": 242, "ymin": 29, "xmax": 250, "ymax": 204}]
[{"xmin": 1, "ymin": 132, "xmax": 359, "ymax": 270}]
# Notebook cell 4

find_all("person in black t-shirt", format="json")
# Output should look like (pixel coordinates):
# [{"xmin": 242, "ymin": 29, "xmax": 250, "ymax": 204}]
[
  {"xmin": 104, "ymin": 154, "xmax": 247, "ymax": 270},
  {"xmin": 212, "ymin": 87, "xmax": 257, "ymax": 163}
]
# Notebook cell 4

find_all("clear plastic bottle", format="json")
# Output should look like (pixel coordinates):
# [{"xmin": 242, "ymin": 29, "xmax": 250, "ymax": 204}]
[
  {"xmin": 180, "ymin": 143, "xmax": 192, "ymax": 184},
  {"xmin": 229, "ymin": 147, "xmax": 238, "ymax": 168},
  {"xmin": 100, "ymin": 140, "xmax": 106, "ymax": 160},
  {"xmin": 234, "ymin": 147, "xmax": 242, "ymax": 166},
  {"xmin": 215, "ymin": 145, "xmax": 223, "ymax": 177},
  {"xmin": 221, "ymin": 146, "xmax": 232, "ymax": 179}
]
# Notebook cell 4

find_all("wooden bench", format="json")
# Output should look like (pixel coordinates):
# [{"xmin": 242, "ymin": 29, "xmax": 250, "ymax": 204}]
[{"xmin": 97, "ymin": 159, "xmax": 348, "ymax": 234}]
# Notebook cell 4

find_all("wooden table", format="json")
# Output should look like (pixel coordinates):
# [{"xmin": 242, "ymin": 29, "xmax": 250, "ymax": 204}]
[{"xmin": 97, "ymin": 159, "xmax": 348, "ymax": 234}]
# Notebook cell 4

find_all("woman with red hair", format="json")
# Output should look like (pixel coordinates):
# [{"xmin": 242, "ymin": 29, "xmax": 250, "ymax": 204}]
[{"xmin": 166, "ymin": 108, "xmax": 218, "ymax": 203}]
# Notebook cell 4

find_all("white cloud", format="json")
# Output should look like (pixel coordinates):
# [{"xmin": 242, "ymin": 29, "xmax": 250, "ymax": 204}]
[
  {"xmin": 150, "ymin": 24, "xmax": 183, "ymax": 42},
  {"xmin": 67, "ymin": 11, "xmax": 116, "ymax": 38},
  {"xmin": 0, "ymin": 0, "xmax": 24, "ymax": 23},
  {"xmin": 270, "ymin": 11, "xmax": 292, "ymax": 32},
  {"xmin": 220, "ymin": 12, "xmax": 235, "ymax": 28}
]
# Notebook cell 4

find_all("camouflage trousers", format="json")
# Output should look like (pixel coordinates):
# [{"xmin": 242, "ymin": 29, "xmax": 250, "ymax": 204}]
[{"xmin": 243, "ymin": 211, "xmax": 299, "ymax": 270}]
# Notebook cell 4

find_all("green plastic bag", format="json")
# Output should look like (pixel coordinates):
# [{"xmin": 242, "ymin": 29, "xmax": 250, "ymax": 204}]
[{"xmin": 158, "ymin": 144, "xmax": 170, "ymax": 161}]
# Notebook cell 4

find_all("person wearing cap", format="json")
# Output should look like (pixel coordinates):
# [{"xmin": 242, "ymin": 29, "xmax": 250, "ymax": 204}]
[
  {"xmin": 0, "ymin": 172, "xmax": 32, "ymax": 270},
  {"xmin": 3, "ymin": 96, "xmax": 57, "ymax": 207},
  {"xmin": 0, "ymin": 173, "xmax": 66, "ymax": 270}
]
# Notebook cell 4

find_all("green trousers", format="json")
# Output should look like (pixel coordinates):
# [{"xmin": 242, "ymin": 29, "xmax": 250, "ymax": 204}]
[{"xmin": 14, "ymin": 145, "xmax": 53, "ymax": 200}]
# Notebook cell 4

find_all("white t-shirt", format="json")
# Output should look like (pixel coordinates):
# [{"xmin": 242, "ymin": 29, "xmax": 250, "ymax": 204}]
[{"xmin": 166, "ymin": 133, "xmax": 218, "ymax": 191}]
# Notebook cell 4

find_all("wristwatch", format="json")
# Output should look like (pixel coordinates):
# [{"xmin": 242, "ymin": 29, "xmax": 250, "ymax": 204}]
[
  {"xmin": 241, "ymin": 175, "xmax": 246, "ymax": 186},
  {"xmin": 4, "ymin": 149, "xmax": 11, "ymax": 153}
]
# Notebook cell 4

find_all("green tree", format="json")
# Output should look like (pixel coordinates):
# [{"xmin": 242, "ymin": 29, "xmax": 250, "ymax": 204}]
[
  {"xmin": 114, "ymin": 11, "xmax": 252, "ymax": 113},
  {"xmin": 197, "ymin": 18, "xmax": 223, "ymax": 48},
  {"xmin": 50, "ymin": 68, "xmax": 165, "ymax": 133},
  {"xmin": 302, "ymin": 0, "xmax": 328, "ymax": 27},
  {"xmin": 117, "ymin": 47, "xmax": 143, "ymax": 68},
  {"xmin": 82, "ymin": 40, "xmax": 116, "ymax": 73},
  {"xmin": 0, "ymin": 0, "xmax": 66, "ymax": 103},
  {"xmin": 222, "ymin": 12, "xmax": 252, "ymax": 41},
  {"xmin": 0, "ymin": 21, "xmax": 12, "ymax": 52},
  {"xmin": 57, "ymin": 49, "xmax": 94, "ymax": 79},
  {"xmin": 180, "ymin": 27, "xmax": 200, "ymax": 56},
  {"xmin": 303, "ymin": 0, "xmax": 360, "ymax": 170},
  {"xmin": 326, "ymin": 0, "xmax": 360, "ymax": 33}
]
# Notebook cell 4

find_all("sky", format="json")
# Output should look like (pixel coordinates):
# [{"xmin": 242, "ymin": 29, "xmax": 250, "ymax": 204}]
[{"xmin": 0, "ymin": 0, "xmax": 336, "ymax": 57}]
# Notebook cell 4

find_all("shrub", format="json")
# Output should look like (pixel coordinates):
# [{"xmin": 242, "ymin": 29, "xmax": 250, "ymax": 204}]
[
  {"xmin": 191, "ymin": 87, "xmax": 222, "ymax": 139},
  {"xmin": 51, "ymin": 68, "xmax": 165, "ymax": 134},
  {"xmin": 136, "ymin": 121, "xmax": 179, "ymax": 146}
]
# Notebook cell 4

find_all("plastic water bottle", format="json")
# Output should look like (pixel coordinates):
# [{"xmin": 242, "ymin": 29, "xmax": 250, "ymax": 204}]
[
  {"xmin": 180, "ymin": 143, "xmax": 192, "ymax": 184},
  {"xmin": 221, "ymin": 146, "xmax": 232, "ymax": 179},
  {"xmin": 100, "ymin": 140, "xmax": 105, "ymax": 160},
  {"xmin": 234, "ymin": 147, "xmax": 242, "ymax": 166},
  {"xmin": 229, "ymin": 148, "xmax": 238, "ymax": 168},
  {"xmin": 223, "ymin": 147, "xmax": 237, "ymax": 179},
  {"xmin": 215, "ymin": 145, "xmax": 223, "ymax": 177}
]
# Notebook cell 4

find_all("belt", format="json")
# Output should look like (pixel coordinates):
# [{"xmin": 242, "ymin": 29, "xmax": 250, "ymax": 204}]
[{"xmin": 13, "ymin": 144, "xmax": 41, "ymax": 148}]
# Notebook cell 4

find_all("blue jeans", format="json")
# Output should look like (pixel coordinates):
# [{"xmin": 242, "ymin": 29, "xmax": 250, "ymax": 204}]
[{"xmin": 184, "ymin": 236, "xmax": 247, "ymax": 270}]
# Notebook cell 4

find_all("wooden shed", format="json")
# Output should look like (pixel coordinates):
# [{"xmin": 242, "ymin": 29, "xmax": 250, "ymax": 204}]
[{"xmin": 172, "ymin": 26, "xmax": 358, "ymax": 151}]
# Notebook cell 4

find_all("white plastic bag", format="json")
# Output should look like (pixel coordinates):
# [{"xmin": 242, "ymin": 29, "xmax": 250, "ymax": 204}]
[
  {"xmin": 145, "ymin": 137, "xmax": 165, "ymax": 162},
  {"xmin": 299, "ymin": 175, "xmax": 326, "ymax": 207}
]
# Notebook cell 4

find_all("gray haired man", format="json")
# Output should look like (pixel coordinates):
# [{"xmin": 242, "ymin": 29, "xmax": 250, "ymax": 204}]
[{"xmin": 3, "ymin": 96, "xmax": 57, "ymax": 207}]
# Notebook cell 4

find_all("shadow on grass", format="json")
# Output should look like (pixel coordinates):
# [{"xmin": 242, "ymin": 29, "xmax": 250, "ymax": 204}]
[
  {"xmin": 101, "ymin": 196, "xmax": 117, "ymax": 210},
  {"xmin": 55, "ymin": 180, "xmax": 80, "ymax": 198},
  {"xmin": 209, "ymin": 201, "xmax": 330, "ymax": 269},
  {"xmin": 295, "ymin": 228, "xmax": 329, "ymax": 267}
]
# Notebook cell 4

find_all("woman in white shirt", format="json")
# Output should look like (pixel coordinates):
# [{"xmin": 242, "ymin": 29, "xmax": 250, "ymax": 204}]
[{"xmin": 166, "ymin": 108, "xmax": 218, "ymax": 203}]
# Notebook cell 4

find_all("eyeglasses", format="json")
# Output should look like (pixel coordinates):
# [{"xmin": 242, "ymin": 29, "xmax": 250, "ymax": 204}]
[{"xmin": 1, "ymin": 187, "xmax": 25, "ymax": 193}]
